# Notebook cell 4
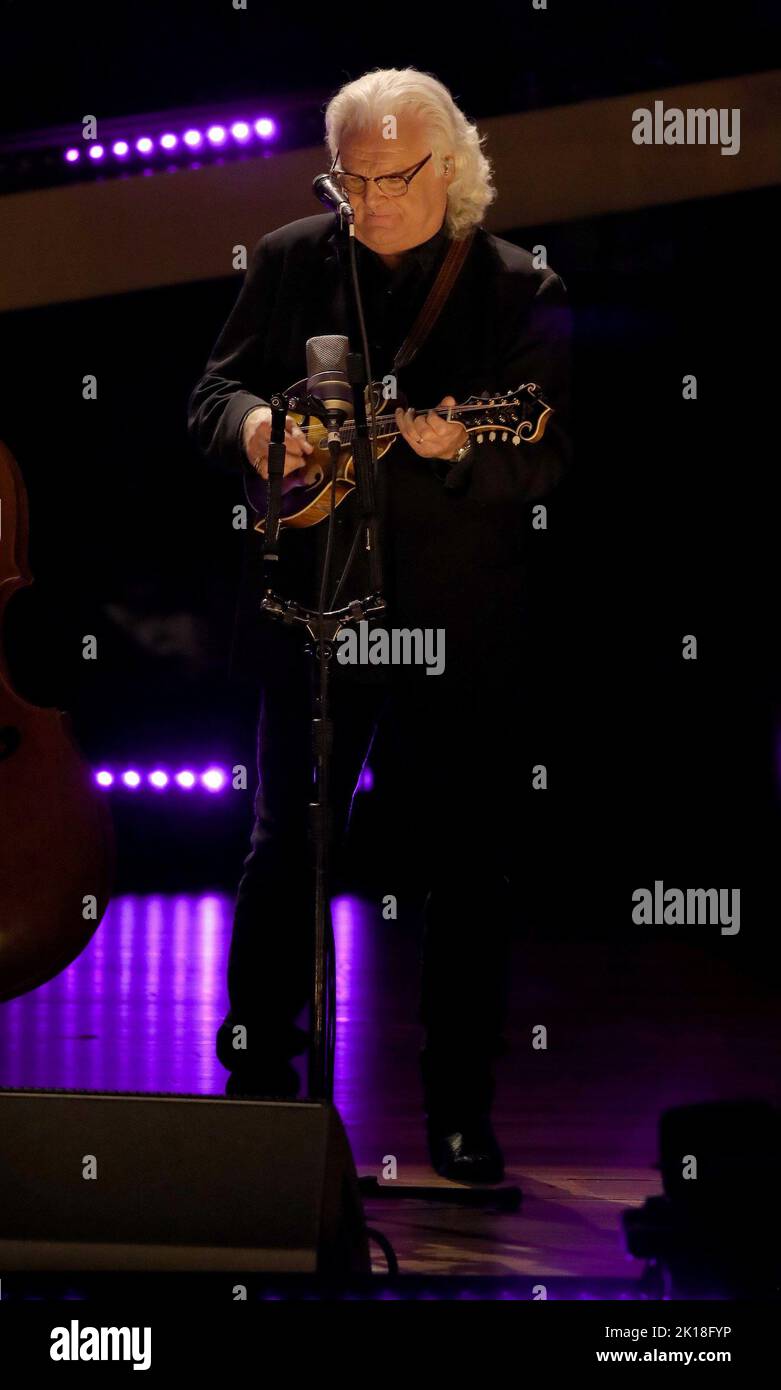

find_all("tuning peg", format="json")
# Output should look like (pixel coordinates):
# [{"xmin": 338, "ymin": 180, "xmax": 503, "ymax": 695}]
[
  {"xmin": 512, "ymin": 435, "xmax": 520, "ymax": 445},
  {"xmin": 489, "ymin": 431, "xmax": 496, "ymax": 441},
  {"xmin": 477, "ymin": 432, "xmax": 484, "ymax": 444},
  {"xmin": 501, "ymin": 432, "xmax": 508, "ymax": 441}
]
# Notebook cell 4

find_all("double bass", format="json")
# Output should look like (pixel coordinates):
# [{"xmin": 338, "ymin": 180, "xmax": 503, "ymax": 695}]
[{"xmin": 0, "ymin": 442, "xmax": 113, "ymax": 1001}]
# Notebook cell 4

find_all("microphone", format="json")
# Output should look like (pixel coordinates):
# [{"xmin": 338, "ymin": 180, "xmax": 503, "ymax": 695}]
[
  {"xmin": 305, "ymin": 336, "xmax": 353, "ymax": 448},
  {"xmin": 312, "ymin": 173, "xmax": 355, "ymax": 226}
]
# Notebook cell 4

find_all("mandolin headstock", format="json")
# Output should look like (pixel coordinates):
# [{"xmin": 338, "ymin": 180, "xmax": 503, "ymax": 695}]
[{"xmin": 462, "ymin": 383, "xmax": 553, "ymax": 446}]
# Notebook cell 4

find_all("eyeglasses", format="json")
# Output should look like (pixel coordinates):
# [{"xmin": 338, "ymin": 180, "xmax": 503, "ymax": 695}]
[{"xmin": 329, "ymin": 150, "xmax": 433, "ymax": 198}]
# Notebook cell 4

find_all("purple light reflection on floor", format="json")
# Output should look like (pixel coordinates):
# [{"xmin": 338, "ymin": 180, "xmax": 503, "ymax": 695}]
[
  {"xmin": 331, "ymin": 894, "xmax": 384, "ymax": 1123},
  {"xmin": 0, "ymin": 895, "xmax": 232, "ymax": 1095},
  {"xmin": 0, "ymin": 893, "xmax": 378, "ymax": 1106}
]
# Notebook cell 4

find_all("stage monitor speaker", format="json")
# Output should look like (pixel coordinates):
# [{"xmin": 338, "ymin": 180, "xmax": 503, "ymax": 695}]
[{"xmin": 0, "ymin": 1089, "xmax": 371, "ymax": 1275}]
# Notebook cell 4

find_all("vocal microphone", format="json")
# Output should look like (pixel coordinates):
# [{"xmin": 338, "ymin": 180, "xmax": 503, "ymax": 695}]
[
  {"xmin": 305, "ymin": 336, "xmax": 353, "ymax": 449},
  {"xmin": 312, "ymin": 173, "xmax": 355, "ymax": 227}
]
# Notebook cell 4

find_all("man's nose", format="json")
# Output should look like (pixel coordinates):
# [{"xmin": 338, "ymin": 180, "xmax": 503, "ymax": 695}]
[{"xmin": 363, "ymin": 179, "xmax": 388, "ymax": 212}]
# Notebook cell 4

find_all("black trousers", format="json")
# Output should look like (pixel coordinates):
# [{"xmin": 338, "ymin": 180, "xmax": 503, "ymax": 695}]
[{"xmin": 216, "ymin": 642, "xmax": 525, "ymax": 1123}]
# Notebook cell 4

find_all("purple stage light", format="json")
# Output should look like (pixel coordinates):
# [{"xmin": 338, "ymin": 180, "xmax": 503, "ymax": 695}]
[
  {"xmin": 91, "ymin": 767, "xmax": 369, "ymax": 800},
  {"xmin": 93, "ymin": 761, "xmax": 371, "ymax": 796},
  {"xmin": 201, "ymin": 767, "xmax": 227, "ymax": 793},
  {"xmin": 62, "ymin": 113, "xmax": 281, "ymax": 180}
]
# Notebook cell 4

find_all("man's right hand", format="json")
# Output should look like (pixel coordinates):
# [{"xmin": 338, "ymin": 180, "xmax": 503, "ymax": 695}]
[{"xmin": 242, "ymin": 406, "xmax": 315, "ymax": 491}]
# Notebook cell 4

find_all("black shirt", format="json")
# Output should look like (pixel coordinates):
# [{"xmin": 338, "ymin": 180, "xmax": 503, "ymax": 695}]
[{"xmin": 354, "ymin": 220, "xmax": 450, "ymax": 383}]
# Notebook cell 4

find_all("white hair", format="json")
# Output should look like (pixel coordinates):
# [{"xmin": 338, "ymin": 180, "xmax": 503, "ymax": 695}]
[{"xmin": 324, "ymin": 68, "xmax": 496, "ymax": 239}]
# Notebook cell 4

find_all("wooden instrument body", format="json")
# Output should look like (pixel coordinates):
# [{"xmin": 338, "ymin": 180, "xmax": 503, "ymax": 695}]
[
  {"xmin": 0, "ymin": 443, "xmax": 114, "ymax": 1002},
  {"xmin": 244, "ymin": 381, "xmax": 553, "ymax": 532}
]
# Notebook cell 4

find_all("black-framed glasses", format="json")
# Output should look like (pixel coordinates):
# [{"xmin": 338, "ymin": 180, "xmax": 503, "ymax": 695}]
[{"xmin": 329, "ymin": 150, "xmax": 433, "ymax": 198}]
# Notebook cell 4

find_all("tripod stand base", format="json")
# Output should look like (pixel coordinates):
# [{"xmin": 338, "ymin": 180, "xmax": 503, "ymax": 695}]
[{"xmin": 357, "ymin": 1174, "xmax": 522, "ymax": 1212}]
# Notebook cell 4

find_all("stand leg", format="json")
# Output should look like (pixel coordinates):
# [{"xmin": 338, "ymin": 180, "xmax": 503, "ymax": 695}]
[{"xmin": 308, "ymin": 633, "xmax": 334, "ymax": 1101}]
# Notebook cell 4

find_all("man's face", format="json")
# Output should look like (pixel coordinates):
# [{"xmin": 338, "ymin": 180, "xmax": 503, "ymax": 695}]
[{"xmin": 336, "ymin": 115, "xmax": 453, "ymax": 257}]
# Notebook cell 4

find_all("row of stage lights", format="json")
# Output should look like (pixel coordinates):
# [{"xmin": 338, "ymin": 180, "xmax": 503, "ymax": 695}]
[
  {"xmin": 95, "ymin": 768, "xmax": 230, "ymax": 792},
  {"xmin": 64, "ymin": 117, "xmax": 278, "ymax": 166},
  {"xmin": 93, "ymin": 766, "xmax": 374, "ymax": 793}
]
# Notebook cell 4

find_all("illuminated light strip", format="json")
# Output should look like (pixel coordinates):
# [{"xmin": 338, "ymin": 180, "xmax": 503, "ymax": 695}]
[
  {"xmin": 95, "ymin": 768, "xmax": 229, "ymax": 793},
  {"xmin": 63, "ymin": 115, "xmax": 278, "ymax": 168},
  {"xmin": 93, "ymin": 763, "xmax": 374, "ymax": 794}
]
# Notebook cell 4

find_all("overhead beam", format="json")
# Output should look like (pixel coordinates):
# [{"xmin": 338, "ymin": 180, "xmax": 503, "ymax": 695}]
[{"xmin": 1, "ymin": 70, "xmax": 778, "ymax": 312}]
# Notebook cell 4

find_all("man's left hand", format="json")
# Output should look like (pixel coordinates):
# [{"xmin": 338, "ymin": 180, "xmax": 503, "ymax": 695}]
[{"xmin": 395, "ymin": 396, "xmax": 468, "ymax": 461}]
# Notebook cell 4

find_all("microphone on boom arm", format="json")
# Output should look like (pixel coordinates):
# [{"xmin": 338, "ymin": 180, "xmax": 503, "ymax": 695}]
[{"xmin": 312, "ymin": 173, "xmax": 355, "ymax": 227}]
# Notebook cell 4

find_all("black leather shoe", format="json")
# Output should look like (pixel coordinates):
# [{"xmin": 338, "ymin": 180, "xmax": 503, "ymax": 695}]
[{"xmin": 427, "ymin": 1116, "xmax": 505, "ymax": 1184}]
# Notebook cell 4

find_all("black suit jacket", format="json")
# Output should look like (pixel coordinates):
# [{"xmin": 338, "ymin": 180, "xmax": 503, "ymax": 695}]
[{"xmin": 188, "ymin": 213, "xmax": 572, "ymax": 685}]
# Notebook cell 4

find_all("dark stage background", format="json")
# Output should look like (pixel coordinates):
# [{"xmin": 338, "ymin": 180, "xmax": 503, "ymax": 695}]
[
  {"xmin": 1, "ymin": 1, "xmax": 777, "ymax": 961},
  {"xmin": 1, "ymin": 0, "xmax": 777, "ymax": 136}
]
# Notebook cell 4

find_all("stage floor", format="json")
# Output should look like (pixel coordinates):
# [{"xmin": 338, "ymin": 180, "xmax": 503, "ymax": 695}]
[{"xmin": 1, "ymin": 893, "xmax": 777, "ymax": 1282}]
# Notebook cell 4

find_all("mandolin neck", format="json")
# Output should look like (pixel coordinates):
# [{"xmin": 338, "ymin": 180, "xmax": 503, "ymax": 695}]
[{"xmin": 340, "ymin": 402, "xmax": 481, "ymax": 445}]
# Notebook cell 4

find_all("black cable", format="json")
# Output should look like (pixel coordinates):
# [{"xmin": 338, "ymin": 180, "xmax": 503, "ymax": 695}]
[
  {"xmin": 318, "ymin": 224, "xmax": 382, "ymax": 1093},
  {"xmin": 329, "ymin": 514, "xmax": 363, "ymax": 609},
  {"xmin": 325, "ymin": 230, "xmax": 380, "ymax": 611},
  {"xmin": 317, "ymin": 439, "xmax": 341, "ymax": 619},
  {"xmin": 347, "ymin": 233, "xmax": 378, "ymax": 482},
  {"xmin": 317, "ymin": 448, "xmax": 340, "ymax": 1098},
  {"xmin": 365, "ymin": 1228, "xmax": 400, "ymax": 1277}
]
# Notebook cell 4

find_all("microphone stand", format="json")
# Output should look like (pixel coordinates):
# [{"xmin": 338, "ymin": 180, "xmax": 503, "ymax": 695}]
[{"xmin": 259, "ymin": 207, "xmax": 386, "ymax": 1103}]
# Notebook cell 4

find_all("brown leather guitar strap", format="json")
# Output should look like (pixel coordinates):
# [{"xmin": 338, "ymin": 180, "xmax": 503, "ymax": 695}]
[{"xmin": 392, "ymin": 229, "xmax": 476, "ymax": 373}]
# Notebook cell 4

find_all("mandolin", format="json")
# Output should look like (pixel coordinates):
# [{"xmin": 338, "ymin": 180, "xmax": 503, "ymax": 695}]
[
  {"xmin": 0, "ymin": 442, "xmax": 114, "ymax": 1002},
  {"xmin": 244, "ymin": 381, "xmax": 552, "ymax": 532}
]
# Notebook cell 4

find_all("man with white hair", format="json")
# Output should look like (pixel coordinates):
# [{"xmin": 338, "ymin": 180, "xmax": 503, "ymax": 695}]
[{"xmin": 189, "ymin": 68, "xmax": 572, "ymax": 1183}]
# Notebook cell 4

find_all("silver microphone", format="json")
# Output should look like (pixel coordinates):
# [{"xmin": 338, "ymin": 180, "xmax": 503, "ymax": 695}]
[
  {"xmin": 306, "ymin": 336, "xmax": 353, "ymax": 448},
  {"xmin": 312, "ymin": 173, "xmax": 355, "ymax": 226}
]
